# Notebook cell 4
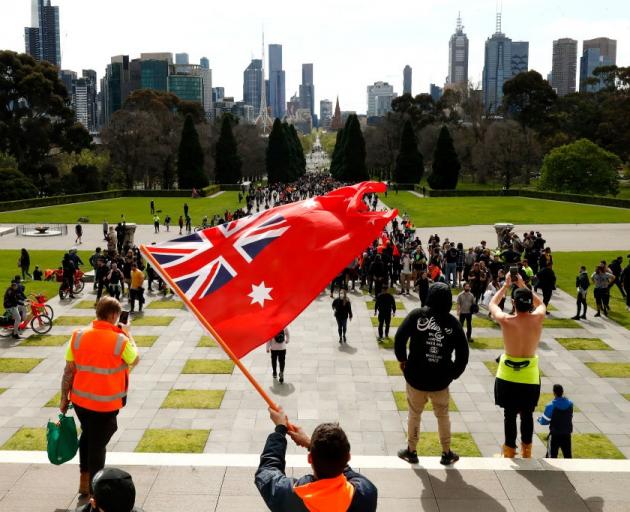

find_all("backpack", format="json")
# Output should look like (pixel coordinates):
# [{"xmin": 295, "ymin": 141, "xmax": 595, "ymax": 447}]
[{"xmin": 274, "ymin": 330, "xmax": 285, "ymax": 344}]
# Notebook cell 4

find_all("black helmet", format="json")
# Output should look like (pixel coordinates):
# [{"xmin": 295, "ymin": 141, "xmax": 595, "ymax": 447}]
[
  {"xmin": 92, "ymin": 468, "xmax": 138, "ymax": 512},
  {"xmin": 426, "ymin": 282, "xmax": 452, "ymax": 315}
]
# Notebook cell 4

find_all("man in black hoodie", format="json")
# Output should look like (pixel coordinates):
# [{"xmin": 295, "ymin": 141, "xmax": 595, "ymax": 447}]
[{"xmin": 395, "ymin": 282, "xmax": 470, "ymax": 465}]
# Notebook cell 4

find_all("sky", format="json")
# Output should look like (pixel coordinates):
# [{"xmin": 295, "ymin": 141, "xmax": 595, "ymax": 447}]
[{"xmin": 1, "ymin": 0, "xmax": 629, "ymax": 114}]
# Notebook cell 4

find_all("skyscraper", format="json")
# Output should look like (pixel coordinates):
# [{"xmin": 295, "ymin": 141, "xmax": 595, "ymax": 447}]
[
  {"xmin": 82, "ymin": 69, "xmax": 99, "ymax": 132},
  {"xmin": 447, "ymin": 13, "xmax": 469, "ymax": 86},
  {"xmin": 243, "ymin": 59, "xmax": 263, "ymax": 113},
  {"xmin": 579, "ymin": 38, "xmax": 617, "ymax": 92},
  {"xmin": 268, "ymin": 44, "xmax": 286, "ymax": 119},
  {"xmin": 175, "ymin": 53, "xmax": 189, "ymax": 65},
  {"xmin": 551, "ymin": 38, "xmax": 577, "ymax": 96},
  {"xmin": 59, "ymin": 70, "xmax": 77, "ymax": 96},
  {"xmin": 403, "ymin": 65, "xmax": 412, "ymax": 95},
  {"xmin": 367, "ymin": 82, "xmax": 396, "ymax": 117},
  {"xmin": 320, "ymin": 99, "xmax": 333, "ymax": 129},
  {"xmin": 299, "ymin": 63, "xmax": 315, "ymax": 124},
  {"xmin": 24, "ymin": 0, "xmax": 61, "ymax": 67},
  {"xmin": 200, "ymin": 57, "xmax": 210, "ymax": 69},
  {"xmin": 482, "ymin": 11, "xmax": 528, "ymax": 112}
]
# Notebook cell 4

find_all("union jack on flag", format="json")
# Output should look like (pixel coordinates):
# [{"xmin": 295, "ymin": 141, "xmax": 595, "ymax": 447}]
[{"xmin": 144, "ymin": 212, "xmax": 289, "ymax": 302}]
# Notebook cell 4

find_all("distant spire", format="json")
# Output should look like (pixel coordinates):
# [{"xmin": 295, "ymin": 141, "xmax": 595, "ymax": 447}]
[
  {"xmin": 495, "ymin": 0, "xmax": 503, "ymax": 34},
  {"xmin": 255, "ymin": 27, "xmax": 273, "ymax": 136},
  {"xmin": 456, "ymin": 11, "xmax": 463, "ymax": 32},
  {"xmin": 331, "ymin": 96, "xmax": 342, "ymax": 131}
]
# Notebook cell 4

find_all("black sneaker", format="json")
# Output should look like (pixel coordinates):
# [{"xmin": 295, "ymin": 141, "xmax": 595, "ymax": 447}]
[
  {"xmin": 594, "ymin": 312, "xmax": 601, "ymax": 317},
  {"xmin": 339, "ymin": 337, "xmax": 342, "ymax": 344},
  {"xmin": 397, "ymin": 448, "xmax": 419, "ymax": 464},
  {"xmin": 343, "ymin": 335, "xmax": 347, "ymax": 343},
  {"xmin": 571, "ymin": 315, "xmax": 580, "ymax": 320},
  {"xmin": 272, "ymin": 373, "xmax": 277, "ymax": 379},
  {"xmin": 581, "ymin": 315, "xmax": 586, "ymax": 319},
  {"xmin": 279, "ymin": 372, "xmax": 284, "ymax": 384},
  {"xmin": 440, "ymin": 450, "xmax": 460, "ymax": 466}
]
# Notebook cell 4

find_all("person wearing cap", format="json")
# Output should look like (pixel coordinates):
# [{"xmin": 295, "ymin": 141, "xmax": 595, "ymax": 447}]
[
  {"xmin": 395, "ymin": 282, "xmax": 470, "ymax": 465},
  {"xmin": 60, "ymin": 297, "xmax": 140, "ymax": 496},
  {"xmin": 76, "ymin": 467, "xmax": 143, "ymax": 512},
  {"xmin": 489, "ymin": 274, "xmax": 545, "ymax": 458}
]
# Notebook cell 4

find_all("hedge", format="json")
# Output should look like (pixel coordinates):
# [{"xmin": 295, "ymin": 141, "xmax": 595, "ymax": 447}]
[{"xmin": 215, "ymin": 183, "xmax": 245, "ymax": 191}]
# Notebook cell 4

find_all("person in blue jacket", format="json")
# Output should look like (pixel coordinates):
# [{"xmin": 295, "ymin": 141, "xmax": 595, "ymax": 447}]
[
  {"xmin": 255, "ymin": 406, "xmax": 377, "ymax": 511},
  {"xmin": 538, "ymin": 384, "xmax": 573, "ymax": 458}
]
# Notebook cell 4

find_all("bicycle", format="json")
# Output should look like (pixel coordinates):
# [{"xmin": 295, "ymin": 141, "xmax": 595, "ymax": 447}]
[{"xmin": 0, "ymin": 297, "xmax": 53, "ymax": 336}]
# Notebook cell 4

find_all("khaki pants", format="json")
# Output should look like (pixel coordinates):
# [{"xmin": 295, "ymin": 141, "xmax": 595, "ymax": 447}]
[{"xmin": 406, "ymin": 383, "xmax": 451, "ymax": 453}]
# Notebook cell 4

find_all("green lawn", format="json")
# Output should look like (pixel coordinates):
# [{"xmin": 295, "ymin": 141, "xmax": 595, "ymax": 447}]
[
  {"xmin": 53, "ymin": 316, "xmax": 92, "ymax": 326},
  {"xmin": 182, "ymin": 359, "xmax": 235, "ymax": 374},
  {"xmin": 553, "ymin": 251, "xmax": 629, "ymax": 330},
  {"xmin": 623, "ymin": 394, "xmax": 630, "ymax": 401},
  {"xmin": 0, "ymin": 192, "xmax": 241, "ymax": 225},
  {"xmin": 145, "ymin": 299, "xmax": 185, "ymax": 310},
  {"xmin": 555, "ymin": 337, "xmax": 612, "ymax": 351},
  {"xmin": 1, "ymin": 427, "xmax": 47, "ymax": 451},
  {"xmin": 381, "ymin": 192, "xmax": 630, "ymax": 227},
  {"xmin": 45, "ymin": 391, "xmax": 61, "ymax": 407},
  {"xmin": 135, "ymin": 429, "xmax": 210, "ymax": 453},
  {"xmin": 371, "ymin": 317, "xmax": 403, "ymax": 328},
  {"xmin": 417, "ymin": 432, "xmax": 481, "ymax": 457},
  {"xmin": 469, "ymin": 337, "xmax": 504, "ymax": 349},
  {"xmin": 0, "ymin": 388, "xmax": 6, "ymax": 395},
  {"xmin": 535, "ymin": 393, "xmax": 580, "ymax": 413},
  {"xmin": 161, "ymin": 389, "xmax": 225, "ymax": 409},
  {"xmin": 127, "ymin": 315, "xmax": 174, "ymax": 326},
  {"xmin": 0, "ymin": 249, "xmax": 91, "ymax": 299},
  {"xmin": 21, "ymin": 335, "xmax": 68, "ymax": 347},
  {"xmin": 393, "ymin": 391, "xmax": 458, "ymax": 411},
  {"xmin": 543, "ymin": 318, "xmax": 583, "ymax": 329},
  {"xmin": 378, "ymin": 337, "xmax": 395, "ymax": 349},
  {"xmin": 537, "ymin": 433, "xmax": 624, "ymax": 459},
  {"xmin": 198, "ymin": 336, "xmax": 217, "ymax": 348},
  {"xmin": 73, "ymin": 300, "xmax": 97, "ymax": 309},
  {"xmin": 472, "ymin": 315, "xmax": 498, "ymax": 328},
  {"xmin": 0, "ymin": 358, "xmax": 43, "ymax": 373},
  {"xmin": 133, "ymin": 335, "xmax": 159, "ymax": 347},
  {"xmin": 365, "ymin": 301, "xmax": 405, "ymax": 311},
  {"xmin": 585, "ymin": 363, "xmax": 630, "ymax": 378},
  {"xmin": 384, "ymin": 360, "xmax": 402, "ymax": 376}
]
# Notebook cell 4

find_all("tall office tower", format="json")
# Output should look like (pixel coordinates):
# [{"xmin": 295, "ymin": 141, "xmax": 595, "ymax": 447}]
[
  {"xmin": 299, "ymin": 63, "xmax": 315, "ymax": 124},
  {"xmin": 198, "ymin": 65, "xmax": 213, "ymax": 120},
  {"xmin": 482, "ymin": 11, "xmax": 528, "ymax": 112},
  {"xmin": 579, "ymin": 37, "xmax": 617, "ymax": 92},
  {"xmin": 268, "ymin": 44, "xmax": 286, "ymax": 119},
  {"xmin": 175, "ymin": 53, "xmax": 189, "ymax": 65},
  {"xmin": 403, "ymin": 65, "xmax": 412, "ymax": 95},
  {"xmin": 102, "ymin": 55, "xmax": 132, "ymax": 124},
  {"xmin": 200, "ymin": 57, "xmax": 210, "ymax": 69},
  {"xmin": 320, "ymin": 99, "xmax": 333, "ymax": 129},
  {"xmin": 140, "ymin": 59, "xmax": 169, "ymax": 91},
  {"xmin": 243, "ymin": 59, "xmax": 263, "ymax": 112},
  {"xmin": 447, "ymin": 13, "xmax": 469, "ymax": 86},
  {"xmin": 73, "ymin": 78, "xmax": 89, "ymax": 129},
  {"xmin": 82, "ymin": 70, "xmax": 99, "ymax": 132},
  {"xmin": 212, "ymin": 87, "xmax": 225, "ymax": 103},
  {"xmin": 551, "ymin": 38, "xmax": 577, "ymax": 96},
  {"xmin": 24, "ymin": 0, "xmax": 61, "ymax": 67},
  {"xmin": 367, "ymin": 81, "xmax": 395, "ymax": 117},
  {"xmin": 59, "ymin": 69, "xmax": 77, "ymax": 96},
  {"xmin": 430, "ymin": 84, "xmax": 443, "ymax": 102}
]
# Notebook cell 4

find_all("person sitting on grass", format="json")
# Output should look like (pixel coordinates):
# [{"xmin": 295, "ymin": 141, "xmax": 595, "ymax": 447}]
[
  {"xmin": 255, "ymin": 406, "xmax": 377, "ymax": 511},
  {"xmin": 538, "ymin": 384, "xmax": 573, "ymax": 459}
]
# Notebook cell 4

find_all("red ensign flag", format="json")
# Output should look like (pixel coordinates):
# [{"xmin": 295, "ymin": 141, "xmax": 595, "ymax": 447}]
[{"xmin": 140, "ymin": 181, "xmax": 397, "ymax": 358}]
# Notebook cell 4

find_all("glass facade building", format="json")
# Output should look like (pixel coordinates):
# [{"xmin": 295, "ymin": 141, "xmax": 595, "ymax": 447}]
[
  {"xmin": 243, "ymin": 59, "xmax": 263, "ymax": 112},
  {"xmin": 403, "ymin": 65, "xmax": 412, "ymax": 95},
  {"xmin": 168, "ymin": 74, "xmax": 203, "ymax": 103},
  {"xmin": 579, "ymin": 38, "xmax": 617, "ymax": 93},
  {"xmin": 141, "ymin": 60, "xmax": 169, "ymax": 91},
  {"xmin": 448, "ymin": 14, "xmax": 469, "ymax": 86},
  {"xmin": 268, "ymin": 44, "xmax": 286, "ymax": 119},
  {"xmin": 551, "ymin": 38, "xmax": 577, "ymax": 96}
]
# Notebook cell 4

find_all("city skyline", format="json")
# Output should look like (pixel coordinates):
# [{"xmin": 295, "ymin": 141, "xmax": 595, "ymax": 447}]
[{"xmin": 2, "ymin": 0, "xmax": 629, "ymax": 114}]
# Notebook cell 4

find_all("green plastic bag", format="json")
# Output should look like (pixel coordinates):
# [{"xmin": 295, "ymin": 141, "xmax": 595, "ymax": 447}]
[{"xmin": 47, "ymin": 411, "xmax": 79, "ymax": 465}]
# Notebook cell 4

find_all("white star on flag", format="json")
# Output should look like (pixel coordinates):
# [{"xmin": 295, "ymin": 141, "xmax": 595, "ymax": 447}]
[
  {"xmin": 302, "ymin": 198, "xmax": 319, "ymax": 209},
  {"xmin": 248, "ymin": 281, "xmax": 273, "ymax": 307}
]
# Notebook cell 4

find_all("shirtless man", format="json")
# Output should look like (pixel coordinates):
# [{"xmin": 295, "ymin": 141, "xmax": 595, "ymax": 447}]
[{"xmin": 489, "ymin": 274, "xmax": 545, "ymax": 458}]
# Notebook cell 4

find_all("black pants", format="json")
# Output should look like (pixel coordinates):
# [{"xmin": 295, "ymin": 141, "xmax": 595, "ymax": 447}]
[
  {"xmin": 378, "ymin": 314, "xmax": 391, "ymax": 338},
  {"xmin": 129, "ymin": 288, "xmax": 144, "ymax": 312},
  {"xmin": 547, "ymin": 433, "xmax": 572, "ymax": 458},
  {"xmin": 576, "ymin": 292, "xmax": 587, "ymax": 316},
  {"xmin": 594, "ymin": 288, "xmax": 609, "ymax": 311},
  {"xmin": 270, "ymin": 349, "xmax": 286, "ymax": 375},
  {"xmin": 504, "ymin": 408, "xmax": 534, "ymax": 448},
  {"xmin": 336, "ymin": 317, "xmax": 348, "ymax": 339},
  {"xmin": 459, "ymin": 313, "xmax": 472, "ymax": 341},
  {"xmin": 542, "ymin": 287, "xmax": 553, "ymax": 307},
  {"xmin": 74, "ymin": 404, "xmax": 118, "ymax": 480}
]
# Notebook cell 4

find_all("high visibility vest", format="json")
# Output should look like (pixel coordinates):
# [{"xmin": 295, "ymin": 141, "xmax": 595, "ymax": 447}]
[{"xmin": 70, "ymin": 324, "xmax": 129, "ymax": 412}]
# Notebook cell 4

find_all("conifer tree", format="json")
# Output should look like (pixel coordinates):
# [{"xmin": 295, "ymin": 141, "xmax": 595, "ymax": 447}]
[
  {"xmin": 429, "ymin": 125, "xmax": 460, "ymax": 189},
  {"xmin": 394, "ymin": 120, "xmax": 423, "ymax": 184},
  {"xmin": 177, "ymin": 114, "xmax": 208, "ymax": 188},
  {"xmin": 214, "ymin": 114, "xmax": 242, "ymax": 184},
  {"xmin": 340, "ymin": 114, "xmax": 368, "ymax": 183},
  {"xmin": 329, "ymin": 128, "xmax": 345, "ymax": 179},
  {"xmin": 266, "ymin": 118, "xmax": 291, "ymax": 183}
]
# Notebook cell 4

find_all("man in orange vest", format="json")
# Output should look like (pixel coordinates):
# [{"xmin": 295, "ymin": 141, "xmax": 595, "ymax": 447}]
[{"xmin": 60, "ymin": 297, "xmax": 140, "ymax": 496}]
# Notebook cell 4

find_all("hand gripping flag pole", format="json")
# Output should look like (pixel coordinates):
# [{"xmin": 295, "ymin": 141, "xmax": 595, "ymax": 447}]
[{"xmin": 140, "ymin": 181, "xmax": 397, "ymax": 418}]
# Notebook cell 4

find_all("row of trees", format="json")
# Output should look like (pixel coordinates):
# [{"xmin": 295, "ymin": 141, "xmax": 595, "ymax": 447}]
[
  {"xmin": 266, "ymin": 118, "xmax": 306, "ymax": 183},
  {"xmin": 329, "ymin": 114, "xmax": 369, "ymax": 182}
]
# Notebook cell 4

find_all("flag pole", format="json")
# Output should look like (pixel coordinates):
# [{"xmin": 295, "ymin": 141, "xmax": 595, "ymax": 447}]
[{"xmin": 140, "ymin": 245, "xmax": 291, "ymax": 422}]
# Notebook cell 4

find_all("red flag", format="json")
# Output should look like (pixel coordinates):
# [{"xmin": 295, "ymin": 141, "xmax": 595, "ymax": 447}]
[{"xmin": 140, "ymin": 181, "xmax": 397, "ymax": 358}]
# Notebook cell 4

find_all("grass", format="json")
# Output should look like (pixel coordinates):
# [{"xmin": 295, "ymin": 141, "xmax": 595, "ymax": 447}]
[
  {"xmin": 128, "ymin": 315, "xmax": 174, "ymax": 326},
  {"xmin": 417, "ymin": 432, "xmax": 482, "ymax": 457},
  {"xmin": 1, "ymin": 427, "xmax": 47, "ymax": 451},
  {"xmin": 585, "ymin": 363, "xmax": 630, "ymax": 378},
  {"xmin": 0, "ymin": 358, "xmax": 43, "ymax": 373},
  {"xmin": 483, "ymin": 360, "xmax": 546, "ymax": 377},
  {"xmin": 381, "ymin": 192, "xmax": 630, "ymax": 228},
  {"xmin": 623, "ymin": 394, "xmax": 630, "ymax": 401},
  {"xmin": 0, "ymin": 388, "xmax": 6, "ymax": 395},
  {"xmin": 133, "ymin": 335, "xmax": 159, "ymax": 347},
  {"xmin": 53, "ymin": 316, "xmax": 92, "ymax": 326},
  {"xmin": 161, "ymin": 389, "xmax": 225, "ymax": 409},
  {"xmin": 198, "ymin": 336, "xmax": 217, "ymax": 347},
  {"xmin": 469, "ymin": 337, "xmax": 504, "ymax": 349},
  {"xmin": 21, "ymin": 335, "xmax": 68, "ymax": 346},
  {"xmin": 182, "ymin": 359, "xmax": 234, "ymax": 374},
  {"xmin": 378, "ymin": 337, "xmax": 395, "ymax": 349},
  {"xmin": 555, "ymin": 337, "xmax": 612, "ymax": 351},
  {"xmin": 472, "ymin": 315, "xmax": 498, "ymax": 328},
  {"xmin": 365, "ymin": 301, "xmax": 405, "ymax": 311},
  {"xmin": 146, "ymin": 300, "xmax": 185, "ymax": 310},
  {"xmin": 0, "ymin": 249, "xmax": 91, "ymax": 299},
  {"xmin": 537, "ymin": 433, "xmax": 625, "ymax": 459},
  {"xmin": 73, "ymin": 300, "xmax": 96, "ymax": 309},
  {"xmin": 543, "ymin": 318, "xmax": 583, "ymax": 329},
  {"xmin": 553, "ymin": 251, "xmax": 629, "ymax": 331},
  {"xmin": 45, "ymin": 391, "xmax": 61, "ymax": 408},
  {"xmin": 0, "ymin": 192, "xmax": 241, "ymax": 225},
  {"xmin": 135, "ymin": 429, "xmax": 210, "ymax": 453},
  {"xmin": 370, "ymin": 317, "xmax": 403, "ymax": 328},
  {"xmin": 535, "ymin": 393, "xmax": 580, "ymax": 413},
  {"xmin": 384, "ymin": 360, "xmax": 403, "ymax": 376},
  {"xmin": 393, "ymin": 391, "xmax": 458, "ymax": 412}
]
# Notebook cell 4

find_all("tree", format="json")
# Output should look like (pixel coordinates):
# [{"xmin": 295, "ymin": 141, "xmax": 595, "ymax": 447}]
[
  {"xmin": 429, "ymin": 125, "xmax": 460, "ymax": 189},
  {"xmin": 339, "ymin": 115, "xmax": 368, "ymax": 182},
  {"xmin": 214, "ymin": 115, "xmax": 242, "ymax": 184},
  {"xmin": 393, "ymin": 120, "xmax": 423, "ymax": 184},
  {"xmin": 0, "ymin": 153, "xmax": 38, "ymax": 200},
  {"xmin": 266, "ymin": 118, "xmax": 291, "ymax": 183},
  {"xmin": 177, "ymin": 114, "xmax": 207, "ymax": 189},
  {"xmin": 503, "ymin": 70, "xmax": 557, "ymax": 132},
  {"xmin": 329, "ymin": 128, "xmax": 345, "ymax": 179},
  {"xmin": 539, "ymin": 139, "xmax": 620, "ymax": 196}
]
